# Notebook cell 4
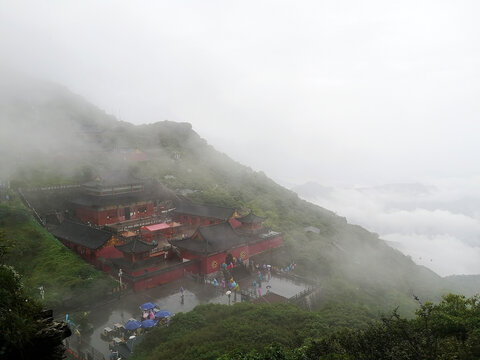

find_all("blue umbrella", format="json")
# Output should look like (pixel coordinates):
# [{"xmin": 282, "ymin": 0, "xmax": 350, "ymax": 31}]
[
  {"xmin": 124, "ymin": 320, "xmax": 142, "ymax": 331},
  {"xmin": 140, "ymin": 302, "xmax": 157, "ymax": 311},
  {"xmin": 141, "ymin": 319, "xmax": 156, "ymax": 328},
  {"xmin": 155, "ymin": 310, "xmax": 171, "ymax": 318}
]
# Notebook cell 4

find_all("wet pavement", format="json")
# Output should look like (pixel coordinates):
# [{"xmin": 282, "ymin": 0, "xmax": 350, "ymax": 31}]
[{"xmin": 70, "ymin": 274, "xmax": 308, "ymax": 358}]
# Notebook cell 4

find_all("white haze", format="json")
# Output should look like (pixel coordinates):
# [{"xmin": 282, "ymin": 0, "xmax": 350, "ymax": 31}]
[
  {"xmin": 294, "ymin": 178, "xmax": 480, "ymax": 276},
  {"xmin": 2, "ymin": 1, "xmax": 480, "ymax": 275},
  {"xmin": 2, "ymin": 1, "xmax": 480, "ymax": 185}
]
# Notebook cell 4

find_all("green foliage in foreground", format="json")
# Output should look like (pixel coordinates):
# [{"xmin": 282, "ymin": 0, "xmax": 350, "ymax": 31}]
[
  {"xmin": 225, "ymin": 294, "xmax": 480, "ymax": 360},
  {"xmin": 0, "ymin": 202, "xmax": 116, "ymax": 310},
  {"xmin": 0, "ymin": 264, "xmax": 43, "ymax": 358},
  {"xmin": 131, "ymin": 302, "xmax": 375, "ymax": 360},
  {"xmin": 0, "ymin": 264, "xmax": 70, "ymax": 360},
  {"xmin": 131, "ymin": 303, "xmax": 319, "ymax": 360},
  {"xmin": 132, "ymin": 294, "xmax": 480, "ymax": 360}
]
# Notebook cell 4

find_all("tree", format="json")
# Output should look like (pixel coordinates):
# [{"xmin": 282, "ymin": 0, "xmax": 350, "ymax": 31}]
[{"xmin": 0, "ymin": 257, "xmax": 71, "ymax": 359}]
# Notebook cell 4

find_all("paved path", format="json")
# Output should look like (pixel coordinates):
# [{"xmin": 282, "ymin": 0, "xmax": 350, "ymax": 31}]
[{"xmin": 70, "ymin": 274, "xmax": 308, "ymax": 358}]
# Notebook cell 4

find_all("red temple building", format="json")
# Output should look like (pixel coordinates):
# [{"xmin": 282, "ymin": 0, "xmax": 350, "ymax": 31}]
[
  {"xmin": 140, "ymin": 222, "xmax": 182, "ymax": 246},
  {"xmin": 71, "ymin": 174, "xmax": 155, "ymax": 226},
  {"xmin": 51, "ymin": 220, "xmax": 123, "ymax": 267},
  {"xmin": 114, "ymin": 238, "xmax": 156, "ymax": 263},
  {"xmin": 108, "ymin": 238, "xmax": 199, "ymax": 291},
  {"xmin": 170, "ymin": 213, "xmax": 283, "ymax": 277},
  {"xmin": 170, "ymin": 222, "xmax": 247, "ymax": 274},
  {"xmin": 235, "ymin": 212, "xmax": 266, "ymax": 231}
]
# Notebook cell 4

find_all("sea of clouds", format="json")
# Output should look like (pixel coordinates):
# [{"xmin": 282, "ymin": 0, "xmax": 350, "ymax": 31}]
[{"xmin": 294, "ymin": 177, "xmax": 480, "ymax": 277}]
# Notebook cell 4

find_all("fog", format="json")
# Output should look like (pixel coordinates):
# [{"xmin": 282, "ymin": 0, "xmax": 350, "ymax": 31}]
[
  {"xmin": 2, "ymin": 1, "xmax": 480, "ymax": 275},
  {"xmin": 294, "ymin": 179, "xmax": 480, "ymax": 276}
]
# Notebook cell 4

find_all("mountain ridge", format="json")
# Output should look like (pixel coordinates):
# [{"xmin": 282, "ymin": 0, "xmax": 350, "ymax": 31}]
[{"xmin": 0, "ymin": 78, "xmax": 467, "ymax": 315}]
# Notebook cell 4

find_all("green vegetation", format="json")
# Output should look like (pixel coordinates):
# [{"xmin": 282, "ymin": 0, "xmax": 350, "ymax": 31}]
[
  {"xmin": 0, "ymin": 264, "xmax": 70, "ymax": 359},
  {"xmin": 0, "ymin": 237, "xmax": 71, "ymax": 360},
  {"xmin": 0, "ymin": 202, "xmax": 116, "ymax": 310},
  {"xmin": 131, "ymin": 302, "xmax": 362, "ymax": 360},
  {"xmin": 132, "ymin": 294, "xmax": 480, "ymax": 360},
  {"xmin": 226, "ymin": 294, "xmax": 480, "ymax": 360}
]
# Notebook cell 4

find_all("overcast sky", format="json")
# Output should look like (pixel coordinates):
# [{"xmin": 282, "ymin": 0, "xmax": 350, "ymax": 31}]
[{"xmin": 2, "ymin": 0, "xmax": 480, "ymax": 187}]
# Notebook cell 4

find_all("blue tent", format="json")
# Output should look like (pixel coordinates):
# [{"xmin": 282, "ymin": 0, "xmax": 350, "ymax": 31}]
[
  {"xmin": 140, "ymin": 302, "xmax": 157, "ymax": 311},
  {"xmin": 124, "ymin": 320, "xmax": 142, "ymax": 331},
  {"xmin": 141, "ymin": 319, "xmax": 156, "ymax": 328},
  {"xmin": 155, "ymin": 310, "xmax": 171, "ymax": 318}
]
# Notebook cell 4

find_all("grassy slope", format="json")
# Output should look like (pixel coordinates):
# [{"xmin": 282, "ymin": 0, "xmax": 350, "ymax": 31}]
[{"xmin": 0, "ymin": 201, "xmax": 116, "ymax": 310}]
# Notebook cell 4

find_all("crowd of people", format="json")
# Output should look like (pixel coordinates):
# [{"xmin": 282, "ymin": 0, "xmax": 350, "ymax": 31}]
[{"xmin": 203, "ymin": 259, "xmax": 297, "ymax": 300}]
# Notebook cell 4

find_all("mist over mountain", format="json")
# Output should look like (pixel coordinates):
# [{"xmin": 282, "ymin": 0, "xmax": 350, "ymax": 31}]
[
  {"xmin": 3, "ymin": 1, "xmax": 480, "ymax": 357},
  {"xmin": 293, "ymin": 180, "xmax": 480, "ymax": 276},
  {"xmin": 0, "ymin": 74, "xmax": 128, "ymax": 180},
  {"xmin": 3, "ymin": 77, "xmax": 474, "ymax": 315}
]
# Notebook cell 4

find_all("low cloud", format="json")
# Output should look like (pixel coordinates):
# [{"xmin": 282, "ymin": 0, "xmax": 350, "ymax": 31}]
[
  {"xmin": 383, "ymin": 233, "xmax": 480, "ymax": 276},
  {"xmin": 294, "ymin": 178, "xmax": 480, "ymax": 276}
]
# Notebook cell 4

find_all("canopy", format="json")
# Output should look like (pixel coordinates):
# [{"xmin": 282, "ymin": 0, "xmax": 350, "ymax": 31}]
[
  {"xmin": 141, "ymin": 319, "xmax": 156, "ymax": 328},
  {"xmin": 155, "ymin": 310, "xmax": 171, "ymax": 318},
  {"xmin": 143, "ymin": 223, "xmax": 170, "ymax": 232},
  {"xmin": 140, "ymin": 302, "xmax": 157, "ymax": 311},
  {"xmin": 124, "ymin": 320, "xmax": 142, "ymax": 331},
  {"xmin": 143, "ymin": 222, "xmax": 181, "ymax": 232}
]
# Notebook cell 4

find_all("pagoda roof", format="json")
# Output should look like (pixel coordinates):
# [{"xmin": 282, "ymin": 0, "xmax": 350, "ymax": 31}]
[
  {"xmin": 115, "ymin": 239, "xmax": 156, "ymax": 254},
  {"xmin": 82, "ymin": 171, "xmax": 143, "ymax": 189},
  {"xmin": 237, "ymin": 212, "xmax": 266, "ymax": 224},
  {"xmin": 50, "ymin": 220, "xmax": 112, "ymax": 250},
  {"xmin": 174, "ymin": 201, "xmax": 235, "ymax": 220},
  {"xmin": 70, "ymin": 192, "xmax": 153, "ymax": 208},
  {"xmin": 171, "ymin": 222, "xmax": 246, "ymax": 255},
  {"xmin": 72, "ymin": 181, "xmax": 174, "ymax": 208}
]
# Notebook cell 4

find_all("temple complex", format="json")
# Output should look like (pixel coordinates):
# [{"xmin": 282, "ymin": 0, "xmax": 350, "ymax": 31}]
[
  {"xmin": 170, "ymin": 215, "xmax": 282, "ymax": 278},
  {"xmin": 24, "ymin": 172, "xmax": 283, "ymax": 291}
]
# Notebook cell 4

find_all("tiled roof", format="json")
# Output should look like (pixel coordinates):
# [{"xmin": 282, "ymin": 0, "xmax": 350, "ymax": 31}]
[
  {"xmin": 115, "ymin": 239, "xmax": 156, "ymax": 254},
  {"xmin": 174, "ymin": 201, "xmax": 235, "ymax": 220},
  {"xmin": 171, "ymin": 222, "xmax": 246, "ymax": 254},
  {"xmin": 237, "ymin": 212, "xmax": 265, "ymax": 224},
  {"xmin": 70, "ymin": 192, "xmax": 153, "ymax": 207},
  {"xmin": 82, "ymin": 171, "xmax": 143, "ymax": 188},
  {"xmin": 50, "ymin": 220, "xmax": 112, "ymax": 249},
  {"xmin": 72, "ymin": 180, "xmax": 175, "ymax": 208}
]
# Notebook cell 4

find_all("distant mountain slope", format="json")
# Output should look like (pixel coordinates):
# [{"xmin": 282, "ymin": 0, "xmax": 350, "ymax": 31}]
[
  {"xmin": 0, "ymin": 78, "xmax": 463, "ymax": 316},
  {"xmin": 444, "ymin": 275, "xmax": 480, "ymax": 297}
]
